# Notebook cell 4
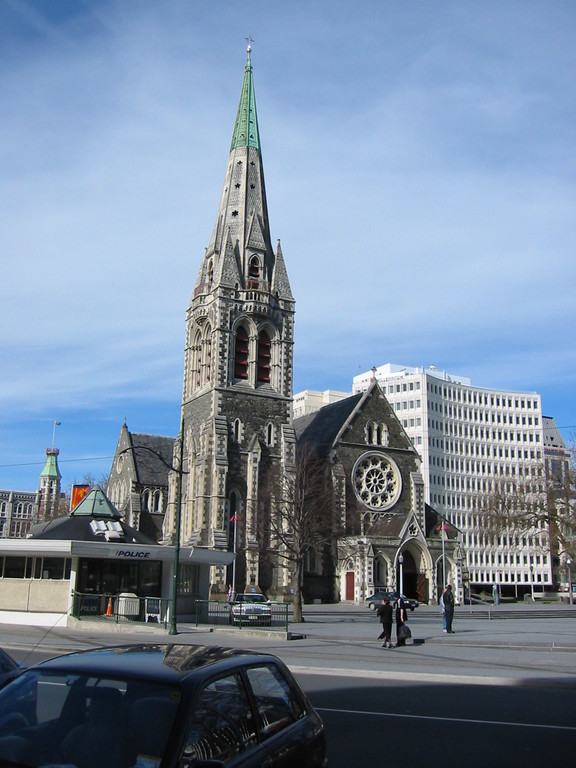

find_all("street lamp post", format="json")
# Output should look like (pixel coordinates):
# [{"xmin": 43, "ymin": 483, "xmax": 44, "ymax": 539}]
[
  {"xmin": 119, "ymin": 416, "xmax": 186, "ymax": 636},
  {"xmin": 169, "ymin": 420, "xmax": 185, "ymax": 636},
  {"xmin": 567, "ymin": 558, "xmax": 573, "ymax": 606},
  {"xmin": 398, "ymin": 554, "xmax": 404, "ymax": 595}
]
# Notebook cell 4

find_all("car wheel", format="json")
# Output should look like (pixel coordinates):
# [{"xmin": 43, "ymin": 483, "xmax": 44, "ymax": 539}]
[{"xmin": 369, "ymin": 602, "xmax": 376, "ymax": 610}]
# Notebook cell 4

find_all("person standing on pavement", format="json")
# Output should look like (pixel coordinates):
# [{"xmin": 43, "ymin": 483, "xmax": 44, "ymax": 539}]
[
  {"xmin": 440, "ymin": 586, "xmax": 448, "ymax": 632},
  {"xmin": 377, "ymin": 597, "xmax": 393, "ymax": 648},
  {"xmin": 395, "ymin": 593, "xmax": 407, "ymax": 647},
  {"xmin": 443, "ymin": 584, "xmax": 455, "ymax": 633}
]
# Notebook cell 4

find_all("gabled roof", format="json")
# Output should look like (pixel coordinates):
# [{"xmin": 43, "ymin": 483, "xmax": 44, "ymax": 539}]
[
  {"xmin": 294, "ymin": 393, "xmax": 363, "ymax": 455},
  {"xmin": 128, "ymin": 433, "xmax": 175, "ymax": 486}
]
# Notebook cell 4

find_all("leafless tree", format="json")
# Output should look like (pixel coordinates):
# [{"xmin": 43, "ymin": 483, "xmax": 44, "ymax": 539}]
[
  {"xmin": 258, "ymin": 442, "xmax": 340, "ymax": 622},
  {"xmin": 477, "ymin": 450, "xmax": 576, "ymax": 565}
]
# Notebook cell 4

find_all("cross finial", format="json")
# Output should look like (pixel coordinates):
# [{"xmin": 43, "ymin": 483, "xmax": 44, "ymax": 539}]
[{"xmin": 246, "ymin": 35, "xmax": 254, "ymax": 55}]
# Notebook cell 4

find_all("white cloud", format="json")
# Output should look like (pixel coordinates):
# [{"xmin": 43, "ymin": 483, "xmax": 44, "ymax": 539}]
[{"xmin": 1, "ymin": 0, "xmax": 575, "ymax": 489}]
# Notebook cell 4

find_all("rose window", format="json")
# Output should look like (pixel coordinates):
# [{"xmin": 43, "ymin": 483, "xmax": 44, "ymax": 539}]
[{"xmin": 352, "ymin": 452, "xmax": 402, "ymax": 511}]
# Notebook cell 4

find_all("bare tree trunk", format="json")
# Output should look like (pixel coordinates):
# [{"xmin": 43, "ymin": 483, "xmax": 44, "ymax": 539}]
[{"xmin": 292, "ymin": 565, "xmax": 304, "ymax": 622}]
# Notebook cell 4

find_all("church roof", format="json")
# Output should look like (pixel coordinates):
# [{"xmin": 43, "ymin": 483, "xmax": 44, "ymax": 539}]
[
  {"xmin": 294, "ymin": 393, "xmax": 363, "ymax": 454},
  {"xmin": 127, "ymin": 432, "xmax": 174, "ymax": 486}
]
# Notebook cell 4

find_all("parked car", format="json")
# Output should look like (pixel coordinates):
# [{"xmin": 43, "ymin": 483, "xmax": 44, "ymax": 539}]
[
  {"xmin": 0, "ymin": 647, "xmax": 23, "ymax": 690},
  {"xmin": 0, "ymin": 643, "xmax": 327, "ymax": 768},
  {"xmin": 366, "ymin": 591, "xmax": 419, "ymax": 611},
  {"xmin": 231, "ymin": 592, "xmax": 272, "ymax": 625}
]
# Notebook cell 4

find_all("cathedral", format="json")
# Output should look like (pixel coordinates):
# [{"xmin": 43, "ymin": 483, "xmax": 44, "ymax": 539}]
[
  {"xmin": 112, "ymin": 46, "xmax": 459, "ymax": 605},
  {"xmin": 162, "ymin": 44, "xmax": 296, "ymax": 601}
]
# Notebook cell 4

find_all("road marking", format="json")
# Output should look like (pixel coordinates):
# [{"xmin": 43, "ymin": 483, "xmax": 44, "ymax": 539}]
[
  {"xmin": 291, "ymin": 664, "xmax": 576, "ymax": 689},
  {"xmin": 290, "ymin": 665, "xmax": 519, "ymax": 686},
  {"xmin": 316, "ymin": 706, "xmax": 576, "ymax": 732}
]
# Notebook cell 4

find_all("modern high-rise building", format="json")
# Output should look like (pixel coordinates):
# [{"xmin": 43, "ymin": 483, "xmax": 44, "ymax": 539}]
[{"xmin": 352, "ymin": 363, "xmax": 569, "ymax": 595}]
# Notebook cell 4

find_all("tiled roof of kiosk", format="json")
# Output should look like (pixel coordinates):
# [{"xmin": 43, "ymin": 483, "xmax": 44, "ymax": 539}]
[{"xmin": 28, "ymin": 486, "xmax": 157, "ymax": 544}]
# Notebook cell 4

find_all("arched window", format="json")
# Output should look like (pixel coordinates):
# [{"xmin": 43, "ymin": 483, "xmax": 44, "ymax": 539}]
[
  {"xmin": 202, "ymin": 328, "xmax": 212, "ymax": 384},
  {"xmin": 142, "ymin": 489, "xmax": 151, "ymax": 513},
  {"xmin": 266, "ymin": 422, "xmax": 274, "ymax": 446},
  {"xmin": 234, "ymin": 326, "xmax": 249, "ymax": 379},
  {"xmin": 234, "ymin": 419, "xmax": 243, "ymax": 442},
  {"xmin": 191, "ymin": 329, "xmax": 202, "ymax": 391},
  {"xmin": 257, "ymin": 330, "xmax": 271, "ymax": 383},
  {"xmin": 248, "ymin": 255, "xmax": 260, "ymax": 288}
]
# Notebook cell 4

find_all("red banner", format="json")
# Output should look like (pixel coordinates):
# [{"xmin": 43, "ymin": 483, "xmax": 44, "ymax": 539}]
[{"xmin": 71, "ymin": 484, "xmax": 90, "ymax": 510}]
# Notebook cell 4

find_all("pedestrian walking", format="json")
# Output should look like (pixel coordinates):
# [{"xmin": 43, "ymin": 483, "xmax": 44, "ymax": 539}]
[
  {"xmin": 376, "ymin": 597, "xmax": 393, "ymax": 648},
  {"xmin": 443, "ymin": 584, "xmax": 455, "ymax": 633}
]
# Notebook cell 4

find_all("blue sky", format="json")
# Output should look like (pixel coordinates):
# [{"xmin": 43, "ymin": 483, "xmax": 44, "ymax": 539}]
[{"xmin": 1, "ymin": 0, "xmax": 575, "ymax": 492}]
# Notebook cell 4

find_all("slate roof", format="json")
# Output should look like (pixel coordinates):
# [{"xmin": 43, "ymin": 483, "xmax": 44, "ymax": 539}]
[
  {"xmin": 294, "ymin": 393, "xmax": 363, "ymax": 454},
  {"xmin": 129, "ymin": 433, "xmax": 175, "ymax": 486}
]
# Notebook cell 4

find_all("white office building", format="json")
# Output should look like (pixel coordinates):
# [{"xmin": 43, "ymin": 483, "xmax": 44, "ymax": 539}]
[{"xmin": 351, "ymin": 363, "xmax": 565, "ymax": 596}]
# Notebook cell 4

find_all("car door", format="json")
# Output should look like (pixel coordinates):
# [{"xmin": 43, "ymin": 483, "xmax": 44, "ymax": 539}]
[
  {"xmin": 242, "ymin": 663, "xmax": 308, "ymax": 768},
  {"xmin": 181, "ymin": 672, "xmax": 257, "ymax": 766}
]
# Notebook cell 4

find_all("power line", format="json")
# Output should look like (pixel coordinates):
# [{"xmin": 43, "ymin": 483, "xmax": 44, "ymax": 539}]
[{"xmin": 0, "ymin": 456, "xmax": 114, "ymax": 469}]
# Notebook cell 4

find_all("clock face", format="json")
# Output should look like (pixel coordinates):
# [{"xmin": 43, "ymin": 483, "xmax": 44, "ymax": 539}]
[{"xmin": 352, "ymin": 452, "xmax": 402, "ymax": 511}]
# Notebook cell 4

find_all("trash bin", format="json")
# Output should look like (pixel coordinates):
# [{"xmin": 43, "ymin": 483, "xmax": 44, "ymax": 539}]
[{"xmin": 117, "ymin": 592, "xmax": 140, "ymax": 620}]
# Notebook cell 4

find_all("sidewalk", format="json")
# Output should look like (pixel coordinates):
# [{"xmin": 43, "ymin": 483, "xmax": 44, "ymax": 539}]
[
  {"xmin": 2, "ymin": 602, "xmax": 576, "ymax": 687},
  {"xmin": 295, "ymin": 602, "xmax": 576, "ymax": 650}
]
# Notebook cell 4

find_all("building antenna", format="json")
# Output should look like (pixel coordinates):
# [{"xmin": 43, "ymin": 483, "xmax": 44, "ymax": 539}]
[{"xmin": 51, "ymin": 420, "xmax": 61, "ymax": 450}]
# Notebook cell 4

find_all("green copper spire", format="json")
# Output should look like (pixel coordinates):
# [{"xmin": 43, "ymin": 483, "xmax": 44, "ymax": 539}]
[
  {"xmin": 230, "ymin": 44, "xmax": 261, "ymax": 152},
  {"xmin": 39, "ymin": 448, "xmax": 62, "ymax": 481}
]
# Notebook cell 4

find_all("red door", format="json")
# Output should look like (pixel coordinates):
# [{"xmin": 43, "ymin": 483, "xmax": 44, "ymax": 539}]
[{"xmin": 345, "ymin": 571, "xmax": 354, "ymax": 600}]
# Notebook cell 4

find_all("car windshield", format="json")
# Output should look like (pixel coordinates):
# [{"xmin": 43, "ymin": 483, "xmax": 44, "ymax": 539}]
[
  {"xmin": 0, "ymin": 669, "xmax": 181, "ymax": 768},
  {"xmin": 237, "ymin": 594, "xmax": 267, "ymax": 603}
]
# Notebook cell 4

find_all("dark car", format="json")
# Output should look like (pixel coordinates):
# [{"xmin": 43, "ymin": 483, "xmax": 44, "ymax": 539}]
[
  {"xmin": 230, "ymin": 593, "xmax": 273, "ymax": 625},
  {"xmin": 0, "ymin": 643, "xmax": 327, "ymax": 768},
  {"xmin": 366, "ymin": 591, "xmax": 419, "ymax": 611},
  {"xmin": 0, "ymin": 647, "xmax": 23, "ymax": 689}
]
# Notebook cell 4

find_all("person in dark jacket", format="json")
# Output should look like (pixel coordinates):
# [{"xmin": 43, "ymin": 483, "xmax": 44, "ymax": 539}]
[
  {"xmin": 377, "ymin": 597, "xmax": 393, "ymax": 648},
  {"xmin": 443, "ymin": 584, "xmax": 455, "ymax": 633},
  {"xmin": 395, "ymin": 594, "xmax": 407, "ymax": 646}
]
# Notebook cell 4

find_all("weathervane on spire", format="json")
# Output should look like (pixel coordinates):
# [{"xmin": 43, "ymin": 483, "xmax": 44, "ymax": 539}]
[{"xmin": 246, "ymin": 35, "xmax": 254, "ymax": 55}]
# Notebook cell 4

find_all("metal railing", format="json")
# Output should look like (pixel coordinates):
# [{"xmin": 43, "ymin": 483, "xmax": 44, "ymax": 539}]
[
  {"xmin": 71, "ymin": 591, "xmax": 169, "ymax": 628},
  {"xmin": 193, "ymin": 600, "xmax": 291, "ymax": 631}
]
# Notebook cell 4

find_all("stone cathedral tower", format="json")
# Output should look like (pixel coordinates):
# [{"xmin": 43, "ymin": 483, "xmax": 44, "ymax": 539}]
[{"xmin": 165, "ymin": 46, "xmax": 296, "ymax": 599}]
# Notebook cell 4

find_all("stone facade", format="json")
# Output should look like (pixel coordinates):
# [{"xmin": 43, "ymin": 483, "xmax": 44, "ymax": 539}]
[
  {"xmin": 295, "ymin": 381, "xmax": 460, "ymax": 605},
  {"xmin": 107, "ymin": 423, "xmax": 174, "ymax": 543},
  {"xmin": 164, "ymin": 48, "xmax": 296, "ymax": 600}
]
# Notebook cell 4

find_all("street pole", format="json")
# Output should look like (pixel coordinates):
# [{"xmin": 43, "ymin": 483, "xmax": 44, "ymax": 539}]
[
  {"xmin": 399, "ymin": 554, "xmax": 404, "ymax": 595},
  {"xmin": 232, "ymin": 514, "xmax": 238, "ymax": 598},
  {"xmin": 169, "ymin": 418, "xmax": 184, "ymax": 636},
  {"xmin": 442, "ymin": 525, "xmax": 446, "ymax": 587},
  {"xmin": 567, "ymin": 558, "xmax": 573, "ymax": 606}
]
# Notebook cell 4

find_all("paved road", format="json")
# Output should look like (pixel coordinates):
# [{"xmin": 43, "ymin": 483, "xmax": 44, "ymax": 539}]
[
  {"xmin": 3, "ymin": 603, "xmax": 576, "ymax": 768},
  {"xmin": 3, "ymin": 602, "xmax": 576, "ymax": 685}
]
